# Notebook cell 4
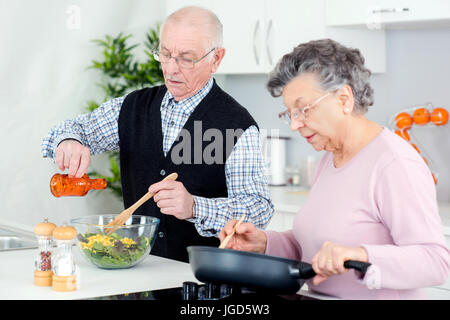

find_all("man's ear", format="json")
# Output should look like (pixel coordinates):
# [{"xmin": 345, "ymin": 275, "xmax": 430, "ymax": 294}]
[{"xmin": 211, "ymin": 47, "xmax": 226, "ymax": 73}]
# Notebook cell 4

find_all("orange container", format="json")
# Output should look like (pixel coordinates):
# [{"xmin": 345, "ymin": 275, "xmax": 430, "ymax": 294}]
[{"xmin": 50, "ymin": 174, "xmax": 106, "ymax": 197}]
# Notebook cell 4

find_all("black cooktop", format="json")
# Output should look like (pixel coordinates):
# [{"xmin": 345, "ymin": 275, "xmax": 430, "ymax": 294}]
[{"xmin": 85, "ymin": 281, "xmax": 318, "ymax": 301}]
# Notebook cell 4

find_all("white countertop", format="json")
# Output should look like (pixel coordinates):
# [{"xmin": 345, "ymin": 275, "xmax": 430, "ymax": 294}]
[
  {"xmin": 0, "ymin": 248, "xmax": 198, "ymax": 300},
  {"xmin": 269, "ymin": 186, "xmax": 450, "ymax": 236},
  {"xmin": 1, "ymin": 187, "xmax": 447, "ymax": 300},
  {"xmin": 0, "ymin": 247, "xmax": 332, "ymax": 300}
]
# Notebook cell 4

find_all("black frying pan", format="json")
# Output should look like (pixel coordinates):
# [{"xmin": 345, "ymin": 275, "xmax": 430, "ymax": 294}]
[{"xmin": 187, "ymin": 246, "xmax": 371, "ymax": 294}]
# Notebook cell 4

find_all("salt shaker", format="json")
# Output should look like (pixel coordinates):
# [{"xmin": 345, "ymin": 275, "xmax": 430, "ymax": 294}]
[
  {"xmin": 33, "ymin": 218, "xmax": 56, "ymax": 286},
  {"xmin": 52, "ymin": 223, "xmax": 79, "ymax": 292}
]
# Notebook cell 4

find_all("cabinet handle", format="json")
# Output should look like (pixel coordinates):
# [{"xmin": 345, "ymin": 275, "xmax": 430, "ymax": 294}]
[
  {"xmin": 253, "ymin": 20, "xmax": 260, "ymax": 65},
  {"xmin": 265, "ymin": 19, "xmax": 273, "ymax": 66},
  {"xmin": 371, "ymin": 7, "xmax": 410, "ymax": 14}
]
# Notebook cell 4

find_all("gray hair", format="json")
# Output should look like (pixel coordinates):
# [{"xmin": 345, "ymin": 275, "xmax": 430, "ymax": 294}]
[
  {"xmin": 161, "ymin": 6, "xmax": 223, "ymax": 53},
  {"xmin": 266, "ymin": 39, "xmax": 374, "ymax": 114}
]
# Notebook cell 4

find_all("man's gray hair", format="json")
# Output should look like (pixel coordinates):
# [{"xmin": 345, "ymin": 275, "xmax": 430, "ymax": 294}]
[
  {"xmin": 266, "ymin": 39, "xmax": 374, "ymax": 114},
  {"xmin": 161, "ymin": 6, "xmax": 223, "ymax": 50}
]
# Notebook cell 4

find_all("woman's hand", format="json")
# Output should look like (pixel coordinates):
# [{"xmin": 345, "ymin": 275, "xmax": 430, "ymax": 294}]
[
  {"xmin": 219, "ymin": 220, "xmax": 267, "ymax": 254},
  {"xmin": 311, "ymin": 241, "xmax": 368, "ymax": 286}
]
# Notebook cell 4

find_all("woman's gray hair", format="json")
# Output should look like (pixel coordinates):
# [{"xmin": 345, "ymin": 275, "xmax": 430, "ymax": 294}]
[{"xmin": 267, "ymin": 39, "xmax": 374, "ymax": 114}]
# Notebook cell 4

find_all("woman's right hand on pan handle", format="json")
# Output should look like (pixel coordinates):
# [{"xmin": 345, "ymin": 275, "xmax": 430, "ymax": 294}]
[
  {"xmin": 219, "ymin": 220, "xmax": 267, "ymax": 254},
  {"xmin": 55, "ymin": 139, "xmax": 91, "ymax": 178}
]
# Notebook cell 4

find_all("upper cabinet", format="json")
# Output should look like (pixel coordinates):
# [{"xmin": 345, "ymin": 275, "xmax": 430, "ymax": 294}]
[
  {"xmin": 326, "ymin": 0, "xmax": 450, "ymax": 28},
  {"xmin": 165, "ymin": 0, "xmax": 386, "ymax": 74}
]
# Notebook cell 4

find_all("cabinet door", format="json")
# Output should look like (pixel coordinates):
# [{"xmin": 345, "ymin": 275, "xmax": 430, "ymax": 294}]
[
  {"xmin": 265, "ymin": 0, "xmax": 327, "ymax": 72},
  {"xmin": 165, "ymin": 0, "xmax": 266, "ymax": 74},
  {"xmin": 326, "ymin": 0, "xmax": 450, "ymax": 28},
  {"xmin": 265, "ymin": 0, "xmax": 385, "ymax": 73},
  {"xmin": 325, "ymin": 27, "xmax": 386, "ymax": 73}
]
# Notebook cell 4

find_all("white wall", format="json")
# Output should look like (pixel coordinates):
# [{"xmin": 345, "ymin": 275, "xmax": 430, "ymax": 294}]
[
  {"xmin": 0, "ymin": 0, "xmax": 165, "ymax": 227},
  {"xmin": 223, "ymin": 27, "xmax": 450, "ymax": 202},
  {"xmin": 1, "ymin": 2, "xmax": 449, "ymax": 230}
]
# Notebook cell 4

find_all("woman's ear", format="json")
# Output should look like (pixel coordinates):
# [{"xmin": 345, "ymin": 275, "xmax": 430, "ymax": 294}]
[{"xmin": 336, "ymin": 84, "xmax": 355, "ymax": 115}]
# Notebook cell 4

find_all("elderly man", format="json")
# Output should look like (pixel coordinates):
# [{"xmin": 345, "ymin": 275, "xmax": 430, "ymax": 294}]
[{"xmin": 42, "ymin": 6, "xmax": 274, "ymax": 262}]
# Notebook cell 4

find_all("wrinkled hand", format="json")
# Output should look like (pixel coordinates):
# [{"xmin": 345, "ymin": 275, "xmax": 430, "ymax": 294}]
[
  {"xmin": 149, "ymin": 180, "xmax": 194, "ymax": 220},
  {"xmin": 311, "ymin": 241, "xmax": 368, "ymax": 286},
  {"xmin": 219, "ymin": 220, "xmax": 267, "ymax": 254},
  {"xmin": 55, "ymin": 139, "xmax": 91, "ymax": 178}
]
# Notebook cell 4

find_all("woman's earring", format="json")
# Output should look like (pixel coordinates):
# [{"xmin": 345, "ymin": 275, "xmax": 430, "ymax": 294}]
[{"xmin": 344, "ymin": 108, "xmax": 350, "ymax": 114}]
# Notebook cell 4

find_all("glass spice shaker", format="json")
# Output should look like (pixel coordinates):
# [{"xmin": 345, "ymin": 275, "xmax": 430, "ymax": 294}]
[
  {"xmin": 33, "ymin": 218, "xmax": 56, "ymax": 286},
  {"xmin": 50, "ymin": 173, "xmax": 107, "ymax": 197},
  {"xmin": 52, "ymin": 223, "xmax": 79, "ymax": 292}
]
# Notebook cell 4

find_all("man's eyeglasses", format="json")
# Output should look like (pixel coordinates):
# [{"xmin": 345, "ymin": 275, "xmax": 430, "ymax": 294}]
[
  {"xmin": 278, "ymin": 92, "xmax": 331, "ymax": 125},
  {"xmin": 152, "ymin": 47, "xmax": 216, "ymax": 69}
]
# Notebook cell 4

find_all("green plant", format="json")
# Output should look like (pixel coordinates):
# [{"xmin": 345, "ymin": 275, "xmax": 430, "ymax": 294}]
[{"xmin": 86, "ymin": 26, "xmax": 164, "ymax": 199}]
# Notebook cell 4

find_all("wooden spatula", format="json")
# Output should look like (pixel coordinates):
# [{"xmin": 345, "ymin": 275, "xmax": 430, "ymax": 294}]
[
  {"xmin": 219, "ymin": 214, "xmax": 246, "ymax": 249},
  {"xmin": 105, "ymin": 172, "xmax": 178, "ymax": 235}
]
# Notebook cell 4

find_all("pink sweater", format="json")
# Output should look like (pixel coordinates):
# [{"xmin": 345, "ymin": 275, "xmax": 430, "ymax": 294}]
[{"xmin": 265, "ymin": 128, "xmax": 450, "ymax": 299}]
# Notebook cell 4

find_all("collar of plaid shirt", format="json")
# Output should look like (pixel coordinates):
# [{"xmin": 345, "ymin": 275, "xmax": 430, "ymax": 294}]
[
  {"xmin": 161, "ymin": 77, "xmax": 214, "ymax": 114},
  {"xmin": 159, "ymin": 77, "xmax": 214, "ymax": 155}
]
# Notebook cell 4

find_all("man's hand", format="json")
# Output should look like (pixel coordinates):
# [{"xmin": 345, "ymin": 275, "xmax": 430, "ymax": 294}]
[
  {"xmin": 55, "ymin": 139, "xmax": 91, "ymax": 178},
  {"xmin": 149, "ymin": 180, "xmax": 194, "ymax": 220}
]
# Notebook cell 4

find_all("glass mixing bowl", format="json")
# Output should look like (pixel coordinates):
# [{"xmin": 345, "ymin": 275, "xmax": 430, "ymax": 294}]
[{"xmin": 70, "ymin": 215, "xmax": 159, "ymax": 269}]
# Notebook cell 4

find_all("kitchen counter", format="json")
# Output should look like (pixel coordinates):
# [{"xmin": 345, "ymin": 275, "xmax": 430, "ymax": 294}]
[
  {"xmin": 269, "ymin": 186, "xmax": 450, "ymax": 236},
  {"xmin": 1, "ymin": 187, "xmax": 448, "ymax": 300},
  {"xmin": 0, "ymin": 245, "xmax": 333, "ymax": 300},
  {"xmin": 0, "ymin": 248, "xmax": 198, "ymax": 300}
]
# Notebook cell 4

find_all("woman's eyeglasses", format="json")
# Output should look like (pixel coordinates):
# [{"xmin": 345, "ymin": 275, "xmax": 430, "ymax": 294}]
[{"xmin": 278, "ymin": 92, "xmax": 331, "ymax": 125}]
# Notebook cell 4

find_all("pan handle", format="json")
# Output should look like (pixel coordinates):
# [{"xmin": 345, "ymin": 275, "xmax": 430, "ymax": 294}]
[
  {"xmin": 290, "ymin": 260, "xmax": 372, "ymax": 280},
  {"xmin": 344, "ymin": 260, "xmax": 371, "ymax": 274},
  {"xmin": 288, "ymin": 264, "xmax": 316, "ymax": 279}
]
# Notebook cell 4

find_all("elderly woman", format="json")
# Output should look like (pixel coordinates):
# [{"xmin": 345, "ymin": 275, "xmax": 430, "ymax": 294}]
[{"xmin": 219, "ymin": 39, "xmax": 450, "ymax": 299}]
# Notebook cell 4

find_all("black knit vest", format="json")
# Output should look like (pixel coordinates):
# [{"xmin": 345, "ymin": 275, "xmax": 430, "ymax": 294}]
[{"xmin": 118, "ymin": 80, "xmax": 258, "ymax": 262}]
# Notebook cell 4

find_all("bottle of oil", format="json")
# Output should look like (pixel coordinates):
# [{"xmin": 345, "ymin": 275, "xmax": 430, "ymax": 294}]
[{"xmin": 50, "ymin": 173, "xmax": 107, "ymax": 197}]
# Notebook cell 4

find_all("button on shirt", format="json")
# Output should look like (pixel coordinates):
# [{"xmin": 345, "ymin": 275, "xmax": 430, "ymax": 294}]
[{"xmin": 41, "ymin": 77, "xmax": 274, "ymax": 237}]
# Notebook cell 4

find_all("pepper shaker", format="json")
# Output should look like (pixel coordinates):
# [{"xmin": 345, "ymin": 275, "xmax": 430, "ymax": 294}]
[
  {"xmin": 33, "ymin": 218, "xmax": 56, "ymax": 286},
  {"xmin": 52, "ymin": 223, "xmax": 79, "ymax": 292}
]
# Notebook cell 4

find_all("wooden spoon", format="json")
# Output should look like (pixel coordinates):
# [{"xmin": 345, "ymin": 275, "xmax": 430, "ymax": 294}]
[
  {"xmin": 105, "ymin": 172, "xmax": 178, "ymax": 234},
  {"xmin": 219, "ymin": 214, "xmax": 246, "ymax": 249}
]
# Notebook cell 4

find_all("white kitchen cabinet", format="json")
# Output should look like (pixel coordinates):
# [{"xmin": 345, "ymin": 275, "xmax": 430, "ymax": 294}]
[
  {"xmin": 165, "ymin": 0, "xmax": 386, "ymax": 73},
  {"xmin": 165, "ymin": 0, "xmax": 266, "ymax": 74},
  {"xmin": 326, "ymin": 0, "xmax": 450, "ymax": 29},
  {"xmin": 262, "ymin": 0, "xmax": 327, "ymax": 73}
]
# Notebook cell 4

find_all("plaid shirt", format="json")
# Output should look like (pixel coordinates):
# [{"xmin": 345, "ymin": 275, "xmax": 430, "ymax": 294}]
[{"xmin": 42, "ymin": 78, "xmax": 274, "ymax": 237}]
